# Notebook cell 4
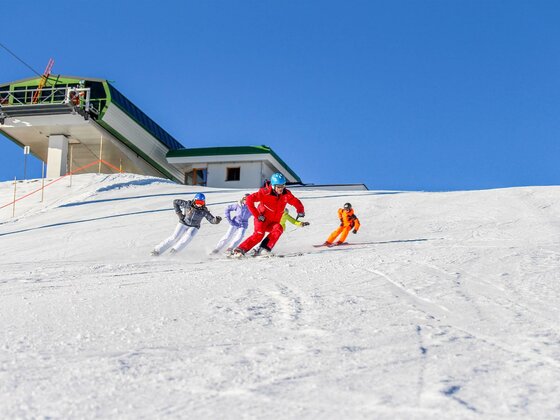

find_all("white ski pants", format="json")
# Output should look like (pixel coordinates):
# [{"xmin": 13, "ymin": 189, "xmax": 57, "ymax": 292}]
[
  {"xmin": 154, "ymin": 223, "xmax": 199, "ymax": 254},
  {"xmin": 214, "ymin": 225, "xmax": 247, "ymax": 251}
]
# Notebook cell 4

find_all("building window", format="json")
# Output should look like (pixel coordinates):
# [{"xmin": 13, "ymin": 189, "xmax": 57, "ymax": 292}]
[
  {"xmin": 226, "ymin": 167, "xmax": 241, "ymax": 181},
  {"xmin": 185, "ymin": 168, "xmax": 207, "ymax": 186}
]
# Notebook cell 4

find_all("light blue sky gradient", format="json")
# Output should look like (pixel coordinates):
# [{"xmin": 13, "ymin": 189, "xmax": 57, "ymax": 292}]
[{"xmin": 1, "ymin": 0, "xmax": 559, "ymax": 190}]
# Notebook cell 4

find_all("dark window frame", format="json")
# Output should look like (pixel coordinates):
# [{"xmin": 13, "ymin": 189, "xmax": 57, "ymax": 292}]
[
  {"xmin": 226, "ymin": 167, "xmax": 241, "ymax": 182},
  {"xmin": 185, "ymin": 168, "xmax": 207, "ymax": 186}
]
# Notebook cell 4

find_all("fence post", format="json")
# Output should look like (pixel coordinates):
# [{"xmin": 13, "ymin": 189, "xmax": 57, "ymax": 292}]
[
  {"xmin": 12, "ymin": 177, "xmax": 17, "ymax": 218},
  {"xmin": 69, "ymin": 144, "xmax": 74, "ymax": 187},
  {"xmin": 41, "ymin": 162, "xmax": 45, "ymax": 202},
  {"xmin": 23, "ymin": 146, "xmax": 30, "ymax": 179},
  {"xmin": 98, "ymin": 136, "xmax": 103, "ymax": 174}
]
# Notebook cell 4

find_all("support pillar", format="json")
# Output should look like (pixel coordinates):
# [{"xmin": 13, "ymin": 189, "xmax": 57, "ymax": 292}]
[{"xmin": 47, "ymin": 135, "xmax": 69, "ymax": 178}]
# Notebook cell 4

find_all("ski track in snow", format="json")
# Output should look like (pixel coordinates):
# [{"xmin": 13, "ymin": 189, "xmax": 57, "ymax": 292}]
[{"xmin": 1, "ymin": 174, "xmax": 560, "ymax": 418}]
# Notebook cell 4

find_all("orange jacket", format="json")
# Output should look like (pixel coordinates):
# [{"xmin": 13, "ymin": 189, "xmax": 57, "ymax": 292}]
[{"xmin": 338, "ymin": 208, "xmax": 361, "ymax": 231}]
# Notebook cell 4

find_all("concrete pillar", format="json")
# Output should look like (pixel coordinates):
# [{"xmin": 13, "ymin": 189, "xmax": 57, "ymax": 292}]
[{"xmin": 47, "ymin": 135, "xmax": 69, "ymax": 178}]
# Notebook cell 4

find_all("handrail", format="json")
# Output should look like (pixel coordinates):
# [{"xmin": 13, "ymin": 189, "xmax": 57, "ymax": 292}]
[{"xmin": 0, "ymin": 87, "xmax": 96, "ymax": 114}]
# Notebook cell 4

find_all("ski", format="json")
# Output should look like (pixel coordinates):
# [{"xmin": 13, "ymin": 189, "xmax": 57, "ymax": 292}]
[
  {"xmin": 224, "ymin": 251, "xmax": 305, "ymax": 259},
  {"xmin": 275, "ymin": 252, "xmax": 304, "ymax": 258}
]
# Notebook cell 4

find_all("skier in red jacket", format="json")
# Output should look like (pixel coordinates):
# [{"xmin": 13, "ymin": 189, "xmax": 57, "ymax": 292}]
[{"xmin": 232, "ymin": 173, "xmax": 305, "ymax": 257}]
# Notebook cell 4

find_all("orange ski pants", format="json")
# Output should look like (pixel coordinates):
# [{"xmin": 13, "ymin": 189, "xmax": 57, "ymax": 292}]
[{"xmin": 327, "ymin": 226, "xmax": 352, "ymax": 244}]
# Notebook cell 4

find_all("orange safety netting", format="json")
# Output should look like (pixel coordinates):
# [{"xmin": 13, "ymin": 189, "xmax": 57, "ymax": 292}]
[{"xmin": 0, "ymin": 159, "xmax": 123, "ymax": 210}]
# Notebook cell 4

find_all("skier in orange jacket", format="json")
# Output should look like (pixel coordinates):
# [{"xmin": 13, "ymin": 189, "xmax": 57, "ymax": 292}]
[{"xmin": 323, "ymin": 202, "xmax": 361, "ymax": 246}]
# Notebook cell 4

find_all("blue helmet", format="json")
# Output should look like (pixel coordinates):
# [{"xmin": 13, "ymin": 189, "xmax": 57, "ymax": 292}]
[
  {"xmin": 270, "ymin": 173, "xmax": 287, "ymax": 186},
  {"xmin": 194, "ymin": 193, "xmax": 206, "ymax": 201}
]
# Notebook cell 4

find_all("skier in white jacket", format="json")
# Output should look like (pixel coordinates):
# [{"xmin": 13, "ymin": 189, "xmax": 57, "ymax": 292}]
[{"xmin": 211, "ymin": 194, "xmax": 252, "ymax": 255}]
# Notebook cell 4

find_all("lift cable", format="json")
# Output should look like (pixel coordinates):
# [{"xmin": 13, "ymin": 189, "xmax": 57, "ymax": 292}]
[{"xmin": 0, "ymin": 41, "xmax": 42, "ymax": 77}]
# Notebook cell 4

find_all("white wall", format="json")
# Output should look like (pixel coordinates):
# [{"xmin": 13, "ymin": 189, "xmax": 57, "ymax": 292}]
[
  {"xmin": 102, "ymin": 105, "xmax": 184, "ymax": 182},
  {"xmin": 47, "ymin": 135, "xmax": 69, "ymax": 178},
  {"xmin": 206, "ymin": 161, "xmax": 264, "ymax": 189},
  {"xmin": 261, "ymin": 162, "xmax": 276, "ymax": 182}
]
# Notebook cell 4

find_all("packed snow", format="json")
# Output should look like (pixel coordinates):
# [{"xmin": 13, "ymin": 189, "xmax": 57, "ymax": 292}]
[{"xmin": 1, "ymin": 174, "xmax": 559, "ymax": 419}]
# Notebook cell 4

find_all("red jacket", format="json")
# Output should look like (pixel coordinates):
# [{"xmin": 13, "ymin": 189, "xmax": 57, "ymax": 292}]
[{"xmin": 246, "ymin": 185, "xmax": 304, "ymax": 224}]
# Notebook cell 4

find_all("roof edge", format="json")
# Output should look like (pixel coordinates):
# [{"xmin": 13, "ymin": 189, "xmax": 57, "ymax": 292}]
[
  {"xmin": 167, "ymin": 145, "xmax": 301, "ymax": 182},
  {"xmin": 0, "ymin": 75, "xmax": 108, "ymax": 88}
]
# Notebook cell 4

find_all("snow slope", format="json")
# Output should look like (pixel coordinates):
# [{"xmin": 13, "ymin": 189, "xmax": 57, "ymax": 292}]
[{"xmin": 1, "ymin": 174, "xmax": 560, "ymax": 419}]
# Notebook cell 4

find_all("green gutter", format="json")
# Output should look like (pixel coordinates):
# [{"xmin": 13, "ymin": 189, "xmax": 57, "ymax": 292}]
[
  {"xmin": 98, "ymin": 81, "xmax": 111, "ymax": 120},
  {"xmin": 9, "ymin": 76, "xmax": 82, "ymax": 88}
]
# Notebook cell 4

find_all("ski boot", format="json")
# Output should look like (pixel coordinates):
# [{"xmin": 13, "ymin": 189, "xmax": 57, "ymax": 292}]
[
  {"xmin": 252, "ymin": 246, "xmax": 272, "ymax": 258},
  {"xmin": 229, "ymin": 248, "xmax": 246, "ymax": 258}
]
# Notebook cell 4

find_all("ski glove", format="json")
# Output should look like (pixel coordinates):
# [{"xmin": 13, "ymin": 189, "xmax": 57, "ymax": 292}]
[
  {"xmin": 258, "ymin": 214, "xmax": 266, "ymax": 222},
  {"xmin": 177, "ymin": 213, "xmax": 185, "ymax": 222},
  {"xmin": 352, "ymin": 229, "xmax": 358, "ymax": 234},
  {"xmin": 300, "ymin": 221, "xmax": 310, "ymax": 227},
  {"xmin": 216, "ymin": 216, "xmax": 222, "ymax": 223},
  {"xmin": 297, "ymin": 212, "xmax": 305, "ymax": 218}
]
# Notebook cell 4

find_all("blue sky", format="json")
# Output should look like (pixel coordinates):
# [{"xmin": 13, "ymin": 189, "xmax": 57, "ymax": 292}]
[{"xmin": 1, "ymin": 0, "xmax": 560, "ymax": 191}]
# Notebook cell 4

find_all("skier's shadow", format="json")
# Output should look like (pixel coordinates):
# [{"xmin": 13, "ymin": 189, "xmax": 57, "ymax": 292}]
[
  {"xmin": 310, "ymin": 238, "xmax": 434, "ymax": 252},
  {"xmin": 352, "ymin": 238, "xmax": 432, "ymax": 245}
]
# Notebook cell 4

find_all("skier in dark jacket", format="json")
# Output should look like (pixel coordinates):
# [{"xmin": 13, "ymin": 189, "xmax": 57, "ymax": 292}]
[{"xmin": 151, "ymin": 193, "xmax": 221, "ymax": 256}]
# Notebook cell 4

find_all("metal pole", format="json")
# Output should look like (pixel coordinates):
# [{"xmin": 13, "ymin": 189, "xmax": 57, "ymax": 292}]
[
  {"xmin": 98, "ymin": 136, "xmax": 103, "ymax": 173},
  {"xmin": 69, "ymin": 144, "xmax": 74, "ymax": 187},
  {"xmin": 41, "ymin": 162, "xmax": 45, "ymax": 202},
  {"xmin": 119, "ymin": 158, "xmax": 122, "ymax": 173},
  {"xmin": 12, "ymin": 177, "xmax": 17, "ymax": 218},
  {"xmin": 23, "ymin": 145, "xmax": 30, "ymax": 180}
]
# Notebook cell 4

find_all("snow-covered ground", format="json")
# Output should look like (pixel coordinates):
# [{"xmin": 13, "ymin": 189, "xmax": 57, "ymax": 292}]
[{"xmin": 1, "ymin": 174, "xmax": 559, "ymax": 419}]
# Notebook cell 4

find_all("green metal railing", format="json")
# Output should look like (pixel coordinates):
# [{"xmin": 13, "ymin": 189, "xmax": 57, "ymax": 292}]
[{"xmin": 0, "ymin": 86, "xmax": 101, "ymax": 115}]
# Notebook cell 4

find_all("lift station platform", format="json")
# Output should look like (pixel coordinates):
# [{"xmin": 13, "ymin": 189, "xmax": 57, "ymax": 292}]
[{"xmin": 0, "ymin": 75, "xmax": 185, "ymax": 181}]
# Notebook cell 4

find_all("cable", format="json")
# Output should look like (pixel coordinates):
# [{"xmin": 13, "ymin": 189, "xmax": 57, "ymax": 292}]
[
  {"xmin": 0, "ymin": 41, "xmax": 60, "ymax": 86},
  {"xmin": 0, "ymin": 41, "xmax": 41, "ymax": 76}
]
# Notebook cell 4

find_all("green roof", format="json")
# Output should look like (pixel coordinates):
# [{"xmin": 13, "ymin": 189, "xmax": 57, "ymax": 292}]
[{"xmin": 167, "ymin": 145, "xmax": 301, "ymax": 182}]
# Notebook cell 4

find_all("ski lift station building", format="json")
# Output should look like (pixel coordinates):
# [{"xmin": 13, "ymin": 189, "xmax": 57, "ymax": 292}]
[{"xmin": 0, "ymin": 75, "xmax": 301, "ymax": 188}]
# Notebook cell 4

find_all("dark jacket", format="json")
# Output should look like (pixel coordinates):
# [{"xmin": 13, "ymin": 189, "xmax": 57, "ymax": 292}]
[{"xmin": 173, "ymin": 199, "xmax": 220, "ymax": 228}]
